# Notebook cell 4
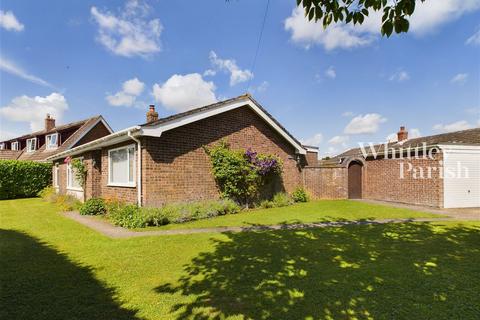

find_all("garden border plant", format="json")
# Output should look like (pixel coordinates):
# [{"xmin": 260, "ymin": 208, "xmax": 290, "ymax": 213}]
[{"xmin": 203, "ymin": 141, "xmax": 283, "ymax": 207}]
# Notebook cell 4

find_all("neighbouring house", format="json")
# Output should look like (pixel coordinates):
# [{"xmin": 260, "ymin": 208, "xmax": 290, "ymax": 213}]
[
  {"xmin": 0, "ymin": 114, "xmax": 113, "ymax": 163},
  {"xmin": 304, "ymin": 126, "xmax": 480, "ymax": 208},
  {"xmin": 47, "ymin": 95, "xmax": 310, "ymax": 205}
]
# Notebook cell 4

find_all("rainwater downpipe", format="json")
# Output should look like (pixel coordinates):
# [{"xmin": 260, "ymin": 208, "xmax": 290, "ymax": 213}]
[{"xmin": 128, "ymin": 130, "xmax": 142, "ymax": 207}]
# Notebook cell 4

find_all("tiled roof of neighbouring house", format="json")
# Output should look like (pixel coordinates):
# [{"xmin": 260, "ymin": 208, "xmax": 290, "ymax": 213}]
[
  {"xmin": 336, "ymin": 127, "xmax": 480, "ymax": 159},
  {"xmin": 0, "ymin": 116, "xmax": 110, "ymax": 162}
]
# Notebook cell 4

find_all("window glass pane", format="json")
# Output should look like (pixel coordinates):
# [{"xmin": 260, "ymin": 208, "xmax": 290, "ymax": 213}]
[
  {"xmin": 47, "ymin": 134, "xmax": 58, "ymax": 148},
  {"xmin": 128, "ymin": 147, "xmax": 135, "ymax": 182},
  {"xmin": 110, "ymin": 149, "xmax": 128, "ymax": 184},
  {"xmin": 68, "ymin": 163, "xmax": 81, "ymax": 189}
]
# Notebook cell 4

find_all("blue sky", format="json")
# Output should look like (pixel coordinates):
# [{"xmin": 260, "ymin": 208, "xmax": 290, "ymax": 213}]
[{"xmin": 1, "ymin": 0, "xmax": 479, "ymax": 156}]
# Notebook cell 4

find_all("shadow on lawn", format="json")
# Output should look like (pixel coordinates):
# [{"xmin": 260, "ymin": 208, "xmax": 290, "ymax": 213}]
[
  {"xmin": 157, "ymin": 222, "xmax": 480, "ymax": 319},
  {"xmin": 0, "ymin": 229, "xmax": 141, "ymax": 320}
]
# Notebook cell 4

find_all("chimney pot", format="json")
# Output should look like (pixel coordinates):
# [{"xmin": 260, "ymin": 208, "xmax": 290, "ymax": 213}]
[
  {"xmin": 146, "ymin": 104, "xmax": 158, "ymax": 123},
  {"xmin": 45, "ymin": 114, "xmax": 55, "ymax": 131},
  {"xmin": 397, "ymin": 126, "xmax": 408, "ymax": 142}
]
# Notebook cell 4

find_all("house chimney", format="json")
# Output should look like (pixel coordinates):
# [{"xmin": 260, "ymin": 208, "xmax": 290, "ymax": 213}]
[
  {"xmin": 397, "ymin": 126, "xmax": 408, "ymax": 142},
  {"xmin": 45, "ymin": 114, "xmax": 55, "ymax": 131},
  {"xmin": 146, "ymin": 105, "xmax": 158, "ymax": 123}
]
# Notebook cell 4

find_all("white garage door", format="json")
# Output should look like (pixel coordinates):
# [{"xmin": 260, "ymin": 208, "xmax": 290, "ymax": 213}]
[{"xmin": 442, "ymin": 146, "xmax": 480, "ymax": 208}]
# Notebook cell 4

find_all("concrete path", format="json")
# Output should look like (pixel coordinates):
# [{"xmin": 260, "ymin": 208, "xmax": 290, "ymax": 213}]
[
  {"xmin": 62, "ymin": 208, "xmax": 472, "ymax": 239},
  {"xmin": 356, "ymin": 199, "xmax": 480, "ymax": 220}
]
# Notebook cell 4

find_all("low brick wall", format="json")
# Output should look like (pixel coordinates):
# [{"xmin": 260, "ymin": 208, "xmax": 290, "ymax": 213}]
[
  {"xmin": 303, "ymin": 167, "xmax": 348, "ymax": 199},
  {"xmin": 363, "ymin": 154, "xmax": 444, "ymax": 207}
]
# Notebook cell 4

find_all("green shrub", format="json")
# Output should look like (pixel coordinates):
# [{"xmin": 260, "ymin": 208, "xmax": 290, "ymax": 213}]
[
  {"xmin": 108, "ymin": 204, "xmax": 147, "ymax": 229},
  {"xmin": 108, "ymin": 199, "xmax": 241, "ymax": 229},
  {"xmin": 271, "ymin": 192, "xmax": 293, "ymax": 207},
  {"xmin": 38, "ymin": 186, "xmax": 81, "ymax": 211},
  {"xmin": 55, "ymin": 195, "xmax": 82, "ymax": 212},
  {"xmin": 260, "ymin": 200, "xmax": 274, "ymax": 209},
  {"xmin": 0, "ymin": 160, "xmax": 52, "ymax": 199},
  {"xmin": 204, "ymin": 141, "xmax": 282, "ymax": 206},
  {"xmin": 38, "ymin": 186, "xmax": 56, "ymax": 202},
  {"xmin": 291, "ymin": 187, "xmax": 310, "ymax": 203},
  {"xmin": 79, "ymin": 198, "xmax": 106, "ymax": 216}
]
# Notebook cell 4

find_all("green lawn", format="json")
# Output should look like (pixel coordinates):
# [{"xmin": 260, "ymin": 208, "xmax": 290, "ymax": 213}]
[
  {"xmin": 1, "ymin": 198, "xmax": 479, "ymax": 319},
  {"xmin": 138, "ymin": 200, "xmax": 444, "ymax": 230}
]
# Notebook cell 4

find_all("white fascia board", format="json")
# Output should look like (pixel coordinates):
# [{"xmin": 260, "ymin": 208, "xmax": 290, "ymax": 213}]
[
  {"xmin": 304, "ymin": 146, "xmax": 319, "ymax": 153},
  {"xmin": 140, "ymin": 97, "xmax": 307, "ymax": 154},
  {"xmin": 438, "ymin": 144, "xmax": 480, "ymax": 153}
]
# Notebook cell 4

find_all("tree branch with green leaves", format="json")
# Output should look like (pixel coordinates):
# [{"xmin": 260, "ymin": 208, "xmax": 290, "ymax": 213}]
[{"xmin": 297, "ymin": 0, "xmax": 422, "ymax": 36}]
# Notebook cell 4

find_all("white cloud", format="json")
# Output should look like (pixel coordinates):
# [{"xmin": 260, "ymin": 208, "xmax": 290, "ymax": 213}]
[
  {"xmin": 122, "ymin": 77, "xmax": 144, "ymax": 95},
  {"xmin": 106, "ymin": 91, "xmax": 136, "ymax": 107},
  {"xmin": 466, "ymin": 28, "xmax": 480, "ymax": 45},
  {"xmin": 344, "ymin": 113, "xmax": 387, "ymax": 134},
  {"xmin": 302, "ymin": 133, "xmax": 323, "ymax": 146},
  {"xmin": 284, "ymin": 7, "xmax": 376, "ymax": 50},
  {"xmin": 106, "ymin": 77, "xmax": 145, "ymax": 107},
  {"xmin": 450, "ymin": 73, "xmax": 468, "ymax": 85},
  {"xmin": 0, "ymin": 128, "xmax": 19, "ymax": 141},
  {"xmin": 433, "ymin": 120, "xmax": 473, "ymax": 133},
  {"xmin": 284, "ymin": 1, "xmax": 480, "ymax": 50},
  {"xmin": 0, "ymin": 93, "xmax": 68, "ymax": 131},
  {"xmin": 203, "ymin": 69, "xmax": 216, "ymax": 77},
  {"xmin": 410, "ymin": 128, "xmax": 422, "ymax": 138},
  {"xmin": 389, "ymin": 70, "xmax": 410, "ymax": 82},
  {"xmin": 328, "ymin": 135, "xmax": 349, "ymax": 146},
  {"xmin": 0, "ymin": 56, "xmax": 54, "ymax": 88},
  {"xmin": 325, "ymin": 66, "xmax": 336, "ymax": 79},
  {"xmin": 90, "ymin": 0, "xmax": 162, "ymax": 58},
  {"xmin": 249, "ymin": 81, "xmax": 269, "ymax": 93},
  {"xmin": 152, "ymin": 73, "xmax": 217, "ymax": 112},
  {"xmin": 209, "ymin": 51, "xmax": 253, "ymax": 86},
  {"xmin": 409, "ymin": 0, "xmax": 480, "ymax": 35},
  {"xmin": 0, "ymin": 10, "xmax": 24, "ymax": 32}
]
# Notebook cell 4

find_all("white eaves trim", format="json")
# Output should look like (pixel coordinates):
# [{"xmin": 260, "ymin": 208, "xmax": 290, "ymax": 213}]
[
  {"xmin": 46, "ymin": 126, "xmax": 141, "ymax": 161},
  {"xmin": 304, "ymin": 146, "xmax": 319, "ymax": 153},
  {"xmin": 438, "ymin": 144, "xmax": 480, "ymax": 153},
  {"xmin": 140, "ymin": 96, "xmax": 306, "ymax": 154}
]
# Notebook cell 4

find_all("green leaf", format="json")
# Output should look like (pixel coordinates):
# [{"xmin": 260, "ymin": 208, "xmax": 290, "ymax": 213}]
[{"xmin": 381, "ymin": 21, "xmax": 393, "ymax": 37}]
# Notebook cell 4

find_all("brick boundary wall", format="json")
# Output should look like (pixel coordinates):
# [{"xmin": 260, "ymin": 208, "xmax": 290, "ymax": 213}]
[
  {"xmin": 303, "ymin": 167, "xmax": 348, "ymax": 199},
  {"xmin": 363, "ymin": 152, "xmax": 444, "ymax": 207}
]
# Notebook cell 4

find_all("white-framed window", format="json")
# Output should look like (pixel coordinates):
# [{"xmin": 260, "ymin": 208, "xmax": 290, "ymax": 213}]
[
  {"xmin": 11, "ymin": 141, "xmax": 19, "ymax": 151},
  {"xmin": 67, "ymin": 159, "xmax": 83, "ymax": 190},
  {"xmin": 53, "ymin": 163, "xmax": 59, "ymax": 188},
  {"xmin": 46, "ymin": 133, "xmax": 59, "ymax": 150},
  {"xmin": 0, "ymin": 143, "xmax": 4, "ymax": 150},
  {"xmin": 26, "ymin": 138, "xmax": 37, "ymax": 152},
  {"xmin": 108, "ymin": 144, "xmax": 136, "ymax": 187}
]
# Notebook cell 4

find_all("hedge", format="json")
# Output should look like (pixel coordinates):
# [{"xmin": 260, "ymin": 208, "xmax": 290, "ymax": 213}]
[{"xmin": 0, "ymin": 160, "xmax": 52, "ymax": 200}]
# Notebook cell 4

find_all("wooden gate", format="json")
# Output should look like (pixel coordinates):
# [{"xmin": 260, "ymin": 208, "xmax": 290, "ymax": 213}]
[{"xmin": 348, "ymin": 161, "xmax": 363, "ymax": 199}]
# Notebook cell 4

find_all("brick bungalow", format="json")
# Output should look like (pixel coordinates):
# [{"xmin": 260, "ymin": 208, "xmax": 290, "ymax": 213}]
[
  {"xmin": 47, "ymin": 95, "xmax": 311, "ymax": 205},
  {"xmin": 0, "ymin": 114, "xmax": 112, "ymax": 162},
  {"xmin": 304, "ymin": 127, "xmax": 480, "ymax": 208}
]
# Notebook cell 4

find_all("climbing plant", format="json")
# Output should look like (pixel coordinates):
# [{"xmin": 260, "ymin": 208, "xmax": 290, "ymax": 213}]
[{"xmin": 204, "ymin": 141, "xmax": 282, "ymax": 206}]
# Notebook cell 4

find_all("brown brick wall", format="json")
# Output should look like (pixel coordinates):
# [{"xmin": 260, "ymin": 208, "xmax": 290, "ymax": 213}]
[
  {"xmin": 74, "ymin": 121, "xmax": 111, "ymax": 147},
  {"xmin": 305, "ymin": 151, "xmax": 319, "ymax": 166},
  {"xmin": 142, "ymin": 106, "xmax": 303, "ymax": 207},
  {"xmin": 363, "ymin": 152, "xmax": 444, "ymax": 207},
  {"xmin": 304, "ymin": 167, "xmax": 348, "ymax": 199}
]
